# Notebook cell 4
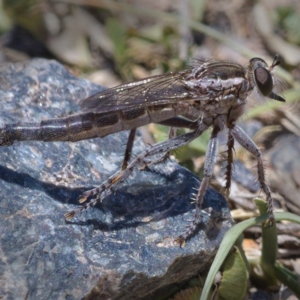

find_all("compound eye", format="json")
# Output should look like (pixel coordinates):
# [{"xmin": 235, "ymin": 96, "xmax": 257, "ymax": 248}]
[{"xmin": 254, "ymin": 67, "xmax": 273, "ymax": 96}]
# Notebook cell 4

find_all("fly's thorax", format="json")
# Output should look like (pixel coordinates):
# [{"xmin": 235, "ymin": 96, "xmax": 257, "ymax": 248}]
[
  {"xmin": 184, "ymin": 76, "xmax": 246, "ymax": 96},
  {"xmin": 184, "ymin": 59, "xmax": 248, "ymax": 105},
  {"xmin": 187, "ymin": 85, "xmax": 248, "ymax": 117}
]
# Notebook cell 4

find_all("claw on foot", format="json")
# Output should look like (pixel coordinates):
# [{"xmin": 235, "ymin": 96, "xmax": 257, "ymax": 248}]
[
  {"xmin": 174, "ymin": 237, "xmax": 186, "ymax": 248},
  {"xmin": 64, "ymin": 211, "xmax": 76, "ymax": 220},
  {"xmin": 220, "ymin": 186, "xmax": 230, "ymax": 199},
  {"xmin": 79, "ymin": 195, "xmax": 88, "ymax": 203},
  {"xmin": 138, "ymin": 163, "xmax": 148, "ymax": 171},
  {"xmin": 264, "ymin": 217, "xmax": 274, "ymax": 227}
]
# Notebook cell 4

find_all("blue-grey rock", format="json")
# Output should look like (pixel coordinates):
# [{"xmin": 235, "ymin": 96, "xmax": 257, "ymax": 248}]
[{"xmin": 0, "ymin": 59, "xmax": 232, "ymax": 300}]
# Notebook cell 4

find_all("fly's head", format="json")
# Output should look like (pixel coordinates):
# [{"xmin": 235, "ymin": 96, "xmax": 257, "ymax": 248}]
[{"xmin": 247, "ymin": 54, "xmax": 285, "ymax": 102}]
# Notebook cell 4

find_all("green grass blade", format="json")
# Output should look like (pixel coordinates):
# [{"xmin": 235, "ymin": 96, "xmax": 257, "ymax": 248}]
[{"xmin": 200, "ymin": 211, "xmax": 300, "ymax": 300}]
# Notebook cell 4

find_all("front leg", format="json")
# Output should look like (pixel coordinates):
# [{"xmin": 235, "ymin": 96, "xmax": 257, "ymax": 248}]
[{"xmin": 230, "ymin": 124, "xmax": 275, "ymax": 224}]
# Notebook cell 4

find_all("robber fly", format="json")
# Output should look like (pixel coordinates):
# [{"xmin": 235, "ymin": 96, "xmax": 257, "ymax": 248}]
[{"xmin": 0, "ymin": 55, "xmax": 285, "ymax": 245}]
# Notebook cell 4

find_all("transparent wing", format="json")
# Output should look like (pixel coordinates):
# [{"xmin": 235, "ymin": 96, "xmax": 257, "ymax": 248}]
[{"xmin": 80, "ymin": 71, "xmax": 193, "ymax": 113}]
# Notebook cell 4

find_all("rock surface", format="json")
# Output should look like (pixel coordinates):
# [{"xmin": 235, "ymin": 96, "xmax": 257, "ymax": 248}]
[{"xmin": 0, "ymin": 59, "xmax": 232, "ymax": 300}]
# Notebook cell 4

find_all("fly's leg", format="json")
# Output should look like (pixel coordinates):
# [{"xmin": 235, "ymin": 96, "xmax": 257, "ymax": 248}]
[
  {"xmin": 121, "ymin": 129, "xmax": 136, "ymax": 170},
  {"xmin": 66, "ymin": 129, "xmax": 139, "ymax": 218},
  {"xmin": 169, "ymin": 127, "xmax": 176, "ymax": 139},
  {"xmin": 65, "ymin": 124, "xmax": 208, "ymax": 221},
  {"xmin": 124, "ymin": 117, "xmax": 197, "ymax": 170},
  {"xmin": 142, "ymin": 126, "xmax": 176, "ymax": 168},
  {"xmin": 176, "ymin": 126, "xmax": 220, "ymax": 246},
  {"xmin": 223, "ymin": 129, "xmax": 235, "ymax": 198},
  {"xmin": 158, "ymin": 126, "xmax": 177, "ymax": 162},
  {"xmin": 121, "ymin": 126, "xmax": 171, "ymax": 175},
  {"xmin": 158, "ymin": 117, "xmax": 198, "ymax": 129},
  {"xmin": 144, "ymin": 117, "xmax": 199, "ymax": 167},
  {"xmin": 230, "ymin": 124, "xmax": 274, "ymax": 225}
]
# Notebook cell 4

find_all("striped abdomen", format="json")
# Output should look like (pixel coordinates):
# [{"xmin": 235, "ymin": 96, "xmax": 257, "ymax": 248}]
[{"xmin": 0, "ymin": 104, "xmax": 177, "ymax": 145}]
